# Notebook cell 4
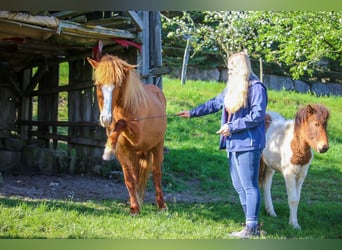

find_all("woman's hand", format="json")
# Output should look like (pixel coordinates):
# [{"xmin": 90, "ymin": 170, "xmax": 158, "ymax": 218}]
[
  {"xmin": 176, "ymin": 110, "xmax": 191, "ymax": 118},
  {"xmin": 216, "ymin": 124, "xmax": 231, "ymax": 136}
]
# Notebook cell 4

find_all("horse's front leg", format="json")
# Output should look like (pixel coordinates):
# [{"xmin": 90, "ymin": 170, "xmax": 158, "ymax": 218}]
[
  {"xmin": 151, "ymin": 141, "xmax": 167, "ymax": 211},
  {"xmin": 283, "ymin": 169, "xmax": 301, "ymax": 229},
  {"xmin": 116, "ymin": 147, "xmax": 140, "ymax": 214}
]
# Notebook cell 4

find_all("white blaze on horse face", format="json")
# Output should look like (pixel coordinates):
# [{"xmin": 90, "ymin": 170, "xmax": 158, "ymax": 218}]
[{"xmin": 100, "ymin": 84, "xmax": 114, "ymax": 127}]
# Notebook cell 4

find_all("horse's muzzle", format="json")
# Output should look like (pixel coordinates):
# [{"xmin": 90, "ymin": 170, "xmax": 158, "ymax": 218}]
[
  {"xmin": 317, "ymin": 144, "xmax": 329, "ymax": 153},
  {"xmin": 100, "ymin": 114, "xmax": 112, "ymax": 127},
  {"xmin": 102, "ymin": 151, "xmax": 115, "ymax": 161}
]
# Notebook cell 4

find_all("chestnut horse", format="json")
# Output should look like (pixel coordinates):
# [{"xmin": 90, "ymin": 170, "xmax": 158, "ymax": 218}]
[
  {"xmin": 87, "ymin": 55, "xmax": 167, "ymax": 214},
  {"xmin": 260, "ymin": 104, "xmax": 329, "ymax": 229}
]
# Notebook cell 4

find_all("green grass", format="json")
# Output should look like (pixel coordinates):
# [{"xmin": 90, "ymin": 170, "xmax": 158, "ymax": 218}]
[{"xmin": 1, "ymin": 77, "xmax": 341, "ymax": 239}]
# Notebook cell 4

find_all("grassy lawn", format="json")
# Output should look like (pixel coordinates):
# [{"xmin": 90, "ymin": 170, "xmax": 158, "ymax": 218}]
[{"xmin": 0, "ymin": 77, "xmax": 341, "ymax": 239}]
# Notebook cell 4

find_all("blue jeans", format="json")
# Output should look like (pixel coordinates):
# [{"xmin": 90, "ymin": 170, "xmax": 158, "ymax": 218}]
[{"xmin": 228, "ymin": 150, "xmax": 261, "ymax": 228}]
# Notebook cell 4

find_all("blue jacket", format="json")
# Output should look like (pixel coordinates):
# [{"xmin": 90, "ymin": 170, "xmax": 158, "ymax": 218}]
[{"xmin": 189, "ymin": 77, "xmax": 268, "ymax": 152}]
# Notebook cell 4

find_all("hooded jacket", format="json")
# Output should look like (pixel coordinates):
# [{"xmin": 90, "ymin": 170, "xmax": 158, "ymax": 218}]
[{"xmin": 189, "ymin": 76, "xmax": 268, "ymax": 152}]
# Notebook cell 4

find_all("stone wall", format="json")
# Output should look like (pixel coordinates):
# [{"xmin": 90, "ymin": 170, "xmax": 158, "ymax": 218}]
[{"xmin": 169, "ymin": 66, "xmax": 342, "ymax": 96}]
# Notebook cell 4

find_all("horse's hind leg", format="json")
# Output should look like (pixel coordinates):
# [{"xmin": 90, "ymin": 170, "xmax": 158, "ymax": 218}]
[
  {"xmin": 137, "ymin": 151, "xmax": 152, "ymax": 206},
  {"xmin": 151, "ymin": 141, "xmax": 167, "ymax": 211},
  {"xmin": 262, "ymin": 166, "xmax": 277, "ymax": 217}
]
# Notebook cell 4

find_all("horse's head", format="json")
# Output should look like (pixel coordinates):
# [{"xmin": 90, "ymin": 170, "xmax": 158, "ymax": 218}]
[
  {"xmin": 295, "ymin": 104, "xmax": 330, "ymax": 153},
  {"xmin": 87, "ymin": 55, "xmax": 135, "ymax": 127}
]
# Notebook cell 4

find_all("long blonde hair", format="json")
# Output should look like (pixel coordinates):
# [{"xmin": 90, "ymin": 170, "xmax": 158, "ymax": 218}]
[{"xmin": 224, "ymin": 52, "xmax": 254, "ymax": 114}]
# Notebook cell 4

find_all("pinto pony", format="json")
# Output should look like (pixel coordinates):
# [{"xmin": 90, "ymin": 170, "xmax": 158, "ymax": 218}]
[
  {"xmin": 260, "ymin": 104, "xmax": 329, "ymax": 229},
  {"xmin": 87, "ymin": 55, "xmax": 167, "ymax": 214}
]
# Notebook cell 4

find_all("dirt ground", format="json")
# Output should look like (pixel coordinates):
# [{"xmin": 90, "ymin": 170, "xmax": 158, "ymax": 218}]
[{"xmin": 0, "ymin": 173, "xmax": 227, "ymax": 204}]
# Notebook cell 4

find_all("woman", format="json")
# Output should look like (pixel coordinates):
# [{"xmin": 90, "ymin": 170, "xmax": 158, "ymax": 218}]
[{"xmin": 177, "ymin": 52, "xmax": 268, "ymax": 238}]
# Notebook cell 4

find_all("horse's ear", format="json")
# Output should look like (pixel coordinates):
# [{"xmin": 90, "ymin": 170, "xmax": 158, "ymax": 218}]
[
  {"xmin": 87, "ymin": 57, "xmax": 99, "ymax": 69},
  {"xmin": 306, "ymin": 105, "xmax": 316, "ymax": 115}
]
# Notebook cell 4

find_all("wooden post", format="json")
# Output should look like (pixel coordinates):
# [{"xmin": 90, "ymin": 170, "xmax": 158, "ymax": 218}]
[
  {"xmin": 19, "ymin": 69, "xmax": 32, "ymax": 141},
  {"xmin": 149, "ymin": 11, "xmax": 163, "ymax": 88},
  {"xmin": 38, "ymin": 64, "xmax": 59, "ymax": 148},
  {"xmin": 137, "ymin": 11, "xmax": 150, "ymax": 84}
]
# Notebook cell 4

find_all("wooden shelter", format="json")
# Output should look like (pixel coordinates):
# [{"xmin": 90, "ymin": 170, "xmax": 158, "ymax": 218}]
[{"xmin": 0, "ymin": 11, "xmax": 165, "ymax": 174}]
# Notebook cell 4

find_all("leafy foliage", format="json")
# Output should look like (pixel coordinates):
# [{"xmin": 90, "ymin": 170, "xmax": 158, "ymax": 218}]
[{"xmin": 161, "ymin": 11, "xmax": 342, "ymax": 80}]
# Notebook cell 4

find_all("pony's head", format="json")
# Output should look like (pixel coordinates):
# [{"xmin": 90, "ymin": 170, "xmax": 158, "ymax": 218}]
[{"xmin": 294, "ymin": 104, "xmax": 330, "ymax": 153}]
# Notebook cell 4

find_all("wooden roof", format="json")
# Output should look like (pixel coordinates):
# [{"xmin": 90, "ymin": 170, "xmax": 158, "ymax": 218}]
[{"xmin": 0, "ymin": 11, "xmax": 143, "ymax": 71}]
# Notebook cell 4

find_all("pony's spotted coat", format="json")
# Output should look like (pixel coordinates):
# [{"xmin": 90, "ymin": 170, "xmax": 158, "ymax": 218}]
[{"xmin": 260, "ymin": 104, "xmax": 330, "ymax": 229}]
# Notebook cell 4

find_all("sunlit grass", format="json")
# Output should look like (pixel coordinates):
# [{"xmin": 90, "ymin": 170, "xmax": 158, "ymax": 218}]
[{"xmin": 1, "ymin": 77, "xmax": 341, "ymax": 239}]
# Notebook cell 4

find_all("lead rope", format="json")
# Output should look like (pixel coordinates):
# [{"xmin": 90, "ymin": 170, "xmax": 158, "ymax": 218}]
[{"xmin": 131, "ymin": 113, "xmax": 179, "ymax": 122}]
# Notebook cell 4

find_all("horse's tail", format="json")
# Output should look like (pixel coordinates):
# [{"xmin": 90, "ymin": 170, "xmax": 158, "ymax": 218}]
[
  {"xmin": 258, "ymin": 157, "xmax": 266, "ymax": 185},
  {"xmin": 259, "ymin": 113, "xmax": 273, "ymax": 185},
  {"xmin": 137, "ymin": 151, "xmax": 152, "ymax": 206}
]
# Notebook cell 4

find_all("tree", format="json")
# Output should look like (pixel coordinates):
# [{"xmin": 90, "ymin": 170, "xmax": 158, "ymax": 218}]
[
  {"xmin": 252, "ymin": 11, "xmax": 342, "ymax": 80},
  {"xmin": 161, "ymin": 11, "xmax": 342, "ymax": 81}
]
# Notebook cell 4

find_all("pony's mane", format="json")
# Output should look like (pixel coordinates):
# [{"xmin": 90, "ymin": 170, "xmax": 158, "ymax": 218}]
[
  {"xmin": 94, "ymin": 54, "xmax": 148, "ymax": 115},
  {"xmin": 294, "ymin": 104, "xmax": 329, "ymax": 129}
]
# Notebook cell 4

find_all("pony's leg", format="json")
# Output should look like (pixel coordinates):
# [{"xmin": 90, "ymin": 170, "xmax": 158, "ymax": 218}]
[
  {"xmin": 287, "ymin": 165, "xmax": 309, "ymax": 229},
  {"xmin": 151, "ymin": 141, "xmax": 167, "ymax": 211},
  {"xmin": 115, "ymin": 147, "xmax": 140, "ymax": 214},
  {"xmin": 283, "ymin": 167, "xmax": 302, "ymax": 229},
  {"xmin": 262, "ymin": 167, "xmax": 277, "ymax": 217}
]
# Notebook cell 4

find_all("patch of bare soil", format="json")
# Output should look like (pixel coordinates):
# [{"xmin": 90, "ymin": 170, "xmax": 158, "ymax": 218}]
[{"xmin": 0, "ymin": 173, "xmax": 227, "ymax": 204}]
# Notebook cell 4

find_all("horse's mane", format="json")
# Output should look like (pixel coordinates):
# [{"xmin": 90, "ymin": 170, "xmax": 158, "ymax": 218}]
[
  {"xmin": 124, "ymin": 69, "xmax": 148, "ymax": 114},
  {"xmin": 294, "ymin": 104, "xmax": 329, "ymax": 130},
  {"xmin": 94, "ymin": 54, "xmax": 148, "ymax": 115}
]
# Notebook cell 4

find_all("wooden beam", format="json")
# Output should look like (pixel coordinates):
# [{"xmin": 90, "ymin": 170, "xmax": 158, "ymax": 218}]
[
  {"xmin": 58, "ymin": 20, "xmax": 136, "ymax": 40},
  {"xmin": 128, "ymin": 11, "xmax": 143, "ymax": 32},
  {"xmin": 29, "ymin": 131, "xmax": 105, "ymax": 148},
  {"xmin": 17, "ymin": 120, "xmax": 99, "ymax": 127},
  {"xmin": 24, "ymin": 65, "xmax": 48, "ymax": 95},
  {"xmin": 31, "ymin": 81, "xmax": 94, "ymax": 97},
  {"xmin": 51, "ymin": 11, "xmax": 89, "ymax": 20}
]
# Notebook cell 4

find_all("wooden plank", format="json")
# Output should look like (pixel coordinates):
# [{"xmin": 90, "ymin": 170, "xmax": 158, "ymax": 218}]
[
  {"xmin": 17, "ymin": 120, "xmax": 99, "ymax": 127},
  {"xmin": 58, "ymin": 20, "xmax": 136, "ymax": 39},
  {"xmin": 128, "ymin": 11, "xmax": 143, "ymax": 32},
  {"xmin": 29, "ymin": 131, "xmax": 105, "ymax": 148},
  {"xmin": 51, "ymin": 11, "xmax": 89, "ymax": 19},
  {"xmin": 0, "ymin": 19, "xmax": 54, "ymax": 40},
  {"xmin": 31, "ymin": 81, "xmax": 94, "ymax": 96}
]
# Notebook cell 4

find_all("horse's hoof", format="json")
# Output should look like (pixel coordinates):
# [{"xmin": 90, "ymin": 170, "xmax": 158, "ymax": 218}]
[
  {"xmin": 266, "ymin": 209, "xmax": 277, "ymax": 217},
  {"xmin": 159, "ymin": 207, "xmax": 168, "ymax": 212},
  {"xmin": 130, "ymin": 207, "xmax": 140, "ymax": 215},
  {"xmin": 290, "ymin": 223, "xmax": 301, "ymax": 230}
]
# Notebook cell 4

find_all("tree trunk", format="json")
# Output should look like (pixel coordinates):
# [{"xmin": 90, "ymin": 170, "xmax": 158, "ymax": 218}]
[{"xmin": 181, "ymin": 36, "xmax": 191, "ymax": 85}]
